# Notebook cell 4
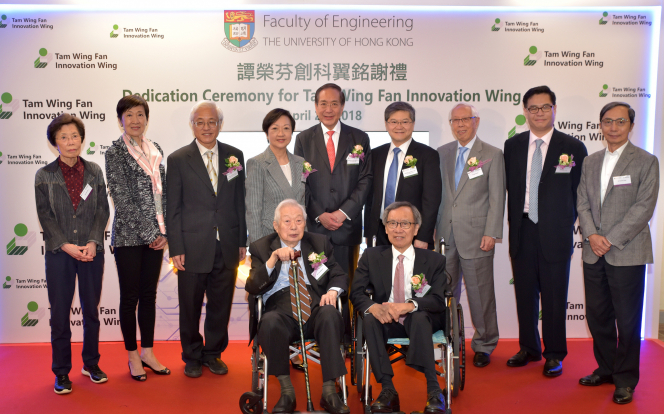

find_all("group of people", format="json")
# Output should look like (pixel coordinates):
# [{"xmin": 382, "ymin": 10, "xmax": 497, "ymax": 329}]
[{"xmin": 35, "ymin": 82, "xmax": 658, "ymax": 412}]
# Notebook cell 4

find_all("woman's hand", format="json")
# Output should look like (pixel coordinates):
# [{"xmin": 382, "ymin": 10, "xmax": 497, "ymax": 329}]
[
  {"xmin": 62, "ymin": 243, "xmax": 88, "ymax": 261},
  {"xmin": 81, "ymin": 242, "xmax": 97, "ymax": 261},
  {"xmin": 149, "ymin": 235, "xmax": 168, "ymax": 250}
]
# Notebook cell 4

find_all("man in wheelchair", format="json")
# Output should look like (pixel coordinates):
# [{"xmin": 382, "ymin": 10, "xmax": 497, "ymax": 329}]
[
  {"xmin": 245, "ymin": 199, "xmax": 350, "ymax": 414},
  {"xmin": 351, "ymin": 201, "xmax": 448, "ymax": 413}
]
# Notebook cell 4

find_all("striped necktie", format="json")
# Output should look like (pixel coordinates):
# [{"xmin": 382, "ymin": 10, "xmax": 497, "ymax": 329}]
[
  {"xmin": 529, "ymin": 139, "xmax": 543, "ymax": 224},
  {"xmin": 289, "ymin": 262, "xmax": 311, "ymax": 324},
  {"xmin": 205, "ymin": 150, "xmax": 218, "ymax": 195}
]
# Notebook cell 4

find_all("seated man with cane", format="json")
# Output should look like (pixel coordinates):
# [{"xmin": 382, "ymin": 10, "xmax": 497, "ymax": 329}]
[
  {"xmin": 245, "ymin": 199, "xmax": 350, "ymax": 414},
  {"xmin": 351, "ymin": 201, "xmax": 448, "ymax": 413}
]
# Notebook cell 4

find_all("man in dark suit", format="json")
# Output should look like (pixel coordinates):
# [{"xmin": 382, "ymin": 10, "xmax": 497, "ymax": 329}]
[
  {"xmin": 166, "ymin": 101, "xmax": 247, "ymax": 378},
  {"xmin": 365, "ymin": 101, "xmax": 441, "ymax": 248},
  {"xmin": 351, "ymin": 201, "xmax": 447, "ymax": 413},
  {"xmin": 577, "ymin": 102, "xmax": 659, "ymax": 404},
  {"xmin": 504, "ymin": 85, "xmax": 588, "ymax": 377},
  {"xmin": 295, "ymin": 83, "xmax": 372, "ymax": 345},
  {"xmin": 245, "ymin": 199, "xmax": 350, "ymax": 414}
]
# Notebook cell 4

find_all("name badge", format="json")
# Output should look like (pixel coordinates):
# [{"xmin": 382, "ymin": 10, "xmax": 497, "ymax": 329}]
[
  {"xmin": 80, "ymin": 184, "xmax": 92, "ymax": 200},
  {"xmin": 613, "ymin": 175, "xmax": 631, "ymax": 186},
  {"xmin": 467, "ymin": 168, "xmax": 483, "ymax": 179},
  {"xmin": 346, "ymin": 155, "xmax": 360, "ymax": 165},
  {"xmin": 402, "ymin": 166, "xmax": 418, "ymax": 178},
  {"xmin": 555, "ymin": 166, "xmax": 572, "ymax": 174},
  {"xmin": 313, "ymin": 264, "xmax": 329, "ymax": 280},
  {"xmin": 415, "ymin": 285, "xmax": 431, "ymax": 298},
  {"xmin": 226, "ymin": 170, "xmax": 239, "ymax": 181}
]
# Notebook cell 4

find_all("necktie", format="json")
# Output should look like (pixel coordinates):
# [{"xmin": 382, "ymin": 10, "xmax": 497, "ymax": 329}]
[
  {"xmin": 529, "ymin": 139, "xmax": 543, "ymax": 224},
  {"xmin": 205, "ymin": 150, "xmax": 217, "ymax": 195},
  {"xmin": 393, "ymin": 254, "xmax": 406, "ymax": 325},
  {"xmin": 454, "ymin": 146, "xmax": 469, "ymax": 190},
  {"xmin": 326, "ymin": 130, "xmax": 336, "ymax": 172},
  {"xmin": 384, "ymin": 147, "xmax": 401, "ymax": 209},
  {"xmin": 289, "ymin": 262, "xmax": 311, "ymax": 324}
]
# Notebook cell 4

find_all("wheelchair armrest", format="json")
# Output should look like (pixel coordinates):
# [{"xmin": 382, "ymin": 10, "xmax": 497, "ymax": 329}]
[
  {"xmin": 256, "ymin": 295, "xmax": 263, "ymax": 322},
  {"xmin": 336, "ymin": 295, "xmax": 343, "ymax": 313}
]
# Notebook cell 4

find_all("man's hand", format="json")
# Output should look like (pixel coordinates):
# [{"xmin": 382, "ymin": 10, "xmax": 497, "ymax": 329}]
[
  {"xmin": 320, "ymin": 289, "xmax": 338, "ymax": 306},
  {"xmin": 588, "ymin": 234, "xmax": 611, "ymax": 257},
  {"xmin": 331, "ymin": 210, "xmax": 347, "ymax": 225},
  {"xmin": 413, "ymin": 239, "xmax": 428, "ymax": 249},
  {"xmin": 480, "ymin": 236, "xmax": 496, "ymax": 252},
  {"xmin": 318, "ymin": 212, "xmax": 342, "ymax": 231},
  {"xmin": 383, "ymin": 302, "xmax": 415, "ymax": 322},
  {"xmin": 368, "ymin": 303, "xmax": 393, "ymax": 324},
  {"xmin": 267, "ymin": 247, "xmax": 296, "ymax": 268},
  {"xmin": 239, "ymin": 247, "xmax": 247, "ymax": 262},
  {"xmin": 172, "ymin": 254, "xmax": 185, "ymax": 271},
  {"xmin": 62, "ymin": 243, "xmax": 87, "ymax": 261},
  {"xmin": 149, "ymin": 236, "xmax": 168, "ymax": 250}
]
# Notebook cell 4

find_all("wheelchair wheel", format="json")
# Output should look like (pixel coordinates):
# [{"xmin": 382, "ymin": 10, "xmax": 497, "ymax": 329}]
[
  {"xmin": 354, "ymin": 314, "xmax": 365, "ymax": 394},
  {"xmin": 457, "ymin": 303, "xmax": 466, "ymax": 391},
  {"xmin": 449, "ymin": 297, "xmax": 461, "ymax": 397},
  {"xmin": 239, "ymin": 392, "xmax": 263, "ymax": 414},
  {"xmin": 350, "ymin": 313, "xmax": 357, "ymax": 385}
]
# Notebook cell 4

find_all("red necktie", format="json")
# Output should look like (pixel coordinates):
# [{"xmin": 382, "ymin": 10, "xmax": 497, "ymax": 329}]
[
  {"xmin": 394, "ymin": 255, "xmax": 406, "ymax": 324},
  {"xmin": 326, "ymin": 130, "xmax": 336, "ymax": 172}
]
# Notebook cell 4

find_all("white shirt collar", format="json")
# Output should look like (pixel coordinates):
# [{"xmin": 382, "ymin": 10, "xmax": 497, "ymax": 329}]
[
  {"xmin": 606, "ymin": 140, "xmax": 629, "ymax": 156},
  {"xmin": 529, "ymin": 128, "xmax": 554, "ymax": 146},
  {"xmin": 391, "ymin": 244, "xmax": 415, "ymax": 262},
  {"xmin": 457, "ymin": 135, "xmax": 477, "ymax": 152},
  {"xmin": 196, "ymin": 139, "xmax": 218, "ymax": 156},
  {"xmin": 321, "ymin": 121, "xmax": 341, "ymax": 135},
  {"xmin": 389, "ymin": 137, "xmax": 413, "ymax": 154},
  {"xmin": 280, "ymin": 239, "xmax": 301, "ymax": 251}
]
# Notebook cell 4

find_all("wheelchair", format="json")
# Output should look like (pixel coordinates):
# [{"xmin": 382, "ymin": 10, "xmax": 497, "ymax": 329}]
[
  {"xmin": 239, "ymin": 294, "xmax": 348, "ymax": 414},
  {"xmin": 350, "ymin": 238, "xmax": 466, "ymax": 414}
]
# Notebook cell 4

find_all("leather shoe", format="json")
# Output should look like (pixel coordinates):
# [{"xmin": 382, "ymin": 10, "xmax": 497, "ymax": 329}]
[
  {"xmin": 273, "ymin": 393, "xmax": 296, "ymax": 413},
  {"xmin": 184, "ymin": 361, "xmax": 202, "ymax": 378},
  {"xmin": 290, "ymin": 355, "xmax": 305, "ymax": 371},
  {"xmin": 506, "ymin": 350, "xmax": 541, "ymax": 367},
  {"xmin": 579, "ymin": 373, "xmax": 613, "ymax": 386},
  {"xmin": 320, "ymin": 392, "xmax": 350, "ymax": 414},
  {"xmin": 543, "ymin": 359, "xmax": 562, "ymax": 377},
  {"xmin": 203, "ymin": 358, "xmax": 228, "ymax": 375},
  {"xmin": 371, "ymin": 388, "xmax": 400, "ymax": 413},
  {"xmin": 613, "ymin": 387, "xmax": 634, "ymax": 404},
  {"xmin": 424, "ymin": 389, "xmax": 446, "ymax": 413},
  {"xmin": 473, "ymin": 352, "xmax": 490, "ymax": 367}
]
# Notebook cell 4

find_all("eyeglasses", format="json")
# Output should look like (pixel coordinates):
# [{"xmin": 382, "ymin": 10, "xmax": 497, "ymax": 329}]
[
  {"xmin": 56, "ymin": 134, "xmax": 81, "ymax": 142},
  {"xmin": 193, "ymin": 120, "xmax": 219, "ymax": 128},
  {"xmin": 317, "ymin": 102, "xmax": 341, "ymax": 109},
  {"xmin": 386, "ymin": 220, "xmax": 414, "ymax": 229},
  {"xmin": 526, "ymin": 104, "xmax": 553, "ymax": 114},
  {"xmin": 449, "ymin": 117, "xmax": 477, "ymax": 125},
  {"xmin": 387, "ymin": 120, "xmax": 413, "ymax": 126},
  {"xmin": 601, "ymin": 118, "xmax": 629, "ymax": 127}
]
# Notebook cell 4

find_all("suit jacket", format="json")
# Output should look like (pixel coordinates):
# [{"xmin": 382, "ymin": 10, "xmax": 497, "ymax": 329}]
[
  {"xmin": 436, "ymin": 138, "xmax": 505, "ymax": 258},
  {"xmin": 294, "ymin": 122, "xmax": 372, "ymax": 246},
  {"xmin": 577, "ymin": 141, "xmax": 659, "ymax": 266},
  {"xmin": 504, "ymin": 129, "xmax": 588, "ymax": 262},
  {"xmin": 166, "ymin": 139, "xmax": 247, "ymax": 274},
  {"xmin": 245, "ymin": 147, "xmax": 305, "ymax": 245},
  {"xmin": 245, "ymin": 231, "xmax": 348, "ymax": 341},
  {"xmin": 364, "ymin": 139, "xmax": 442, "ymax": 245},
  {"xmin": 350, "ymin": 245, "xmax": 447, "ymax": 316}
]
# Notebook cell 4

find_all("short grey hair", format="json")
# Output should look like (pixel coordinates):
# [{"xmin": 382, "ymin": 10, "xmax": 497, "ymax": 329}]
[
  {"xmin": 600, "ymin": 101, "xmax": 635, "ymax": 124},
  {"xmin": 448, "ymin": 103, "xmax": 479, "ymax": 121},
  {"xmin": 381, "ymin": 201, "xmax": 422, "ymax": 226},
  {"xmin": 274, "ymin": 199, "xmax": 307, "ymax": 222},
  {"xmin": 190, "ymin": 100, "xmax": 224, "ymax": 124},
  {"xmin": 384, "ymin": 101, "xmax": 415, "ymax": 122}
]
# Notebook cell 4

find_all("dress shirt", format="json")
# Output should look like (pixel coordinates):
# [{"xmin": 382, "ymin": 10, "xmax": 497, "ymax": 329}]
[
  {"xmin": 600, "ymin": 141, "xmax": 629, "ymax": 205},
  {"xmin": 523, "ymin": 128, "xmax": 554, "ymax": 213},
  {"xmin": 280, "ymin": 162, "xmax": 292, "ymax": 186},
  {"xmin": 58, "ymin": 157, "xmax": 85, "ymax": 211},
  {"xmin": 321, "ymin": 121, "xmax": 341, "ymax": 154},
  {"xmin": 388, "ymin": 244, "xmax": 415, "ymax": 303},
  {"xmin": 455, "ymin": 135, "xmax": 477, "ymax": 166},
  {"xmin": 195, "ymin": 139, "xmax": 219, "ymax": 173},
  {"xmin": 263, "ymin": 239, "xmax": 342, "ymax": 305},
  {"xmin": 380, "ymin": 138, "xmax": 413, "ymax": 216}
]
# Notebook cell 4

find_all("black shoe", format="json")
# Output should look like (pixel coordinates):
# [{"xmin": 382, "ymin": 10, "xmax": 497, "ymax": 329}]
[
  {"xmin": 203, "ymin": 358, "xmax": 228, "ymax": 375},
  {"xmin": 184, "ymin": 360, "xmax": 202, "ymax": 378},
  {"xmin": 579, "ymin": 373, "xmax": 613, "ymax": 386},
  {"xmin": 82, "ymin": 364, "xmax": 108, "ymax": 384},
  {"xmin": 320, "ymin": 392, "xmax": 350, "ymax": 414},
  {"xmin": 128, "ymin": 362, "xmax": 147, "ymax": 381},
  {"xmin": 54, "ymin": 375, "xmax": 72, "ymax": 394},
  {"xmin": 141, "ymin": 360, "xmax": 171, "ymax": 375},
  {"xmin": 613, "ymin": 387, "xmax": 634, "ymax": 404},
  {"xmin": 371, "ymin": 388, "xmax": 400, "ymax": 413},
  {"xmin": 543, "ymin": 359, "xmax": 563, "ymax": 377},
  {"xmin": 273, "ymin": 393, "xmax": 296, "ymax": 413},
  {"xmin": 424, "ymin": 389, "xmax": 446, "ymax": 413},
  {"xmin": 506, "ymin": 350, "xmax": 541, "ymax": 367},
  {"xmin": 290, "ymin": 355, "xmax": 305, "ymax": 371},
  {"xmin": 473, "ymin": 352, "xmax": 491, "ymax": 368}
]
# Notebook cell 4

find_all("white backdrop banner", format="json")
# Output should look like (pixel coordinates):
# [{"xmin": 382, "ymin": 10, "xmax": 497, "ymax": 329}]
[{"xmin": 0, "ymin": 5, "xmax": 659, "ymax": 343}]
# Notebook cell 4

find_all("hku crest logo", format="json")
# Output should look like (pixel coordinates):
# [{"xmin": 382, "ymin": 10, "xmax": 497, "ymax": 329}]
[
  {"xmin": 508, "ymin": 115, "xmax": 527, "ymax": 138},
  {"xmin": 7, "ymin": 223, "xmax": 36, "ymax": 255},
  {"xmin": 599, "ymin": 12, "xmax": 611, "ymax": 25},
  {"xmin": 110, "ymin": 24, "xmax": 119, "ymax": 38},
  {"xmin": 87, "ymin": 142, "xmax": 96, "ymax": 155},
  {"xmin": 1, "ymin": 92, "xmax": 18, "ymax": 119},
  {"xmin": 3, "ymin": 276, "xmax": 11, "ymax": 289},
  {"xmin": 34, "ymin": 48, "xmax": 52, "ymax": 68},
  {"xmin": 523, "ymin": 46, "xmax": 541, "ymax": 66},
  {"xmin": 21, "ymin": 301, "xmax": 44, "ymax": 326},
  {"xmin": 222, "ymin": 10, "xmax": 258, "ymax": 53},
  {"xmin": 0, "ymin": 14, "xmax": 7, "ymax": 28},
  {"xmin": 599, "ymin": 84, "xmax": 609, "ymax": 97},
  {"xmin": 491, "ymin": 18, "xmax": 502, "ymax": 31}
]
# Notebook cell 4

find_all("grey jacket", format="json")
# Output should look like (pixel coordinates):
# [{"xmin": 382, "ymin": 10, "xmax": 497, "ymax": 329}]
[
  {"xmin": 245, "ymin": 147, "xmax": 305, "ymax": 244},
  {"xmin": 35, "ymin": 157, "xmax": 110, "ymax": 252},
  {"xmin": 105, "ymin": 137, "xmax": 167, "ymax": 247},
  {"xmin": 577, "ymin": 140, "xmax": 659, "ymax": 266}
]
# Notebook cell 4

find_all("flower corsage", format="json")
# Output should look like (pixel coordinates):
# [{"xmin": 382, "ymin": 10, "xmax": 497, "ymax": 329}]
[
  {"xmin": 349, "ymin": 145, "xmax": 366, "ymax": 161},
  {"xmin": 308, "ymin": 251, "xmax": 329, "ymax": 278},
  {"xmin": 555, "ymin": 153, "xmax": 575, "ymax": 173},
  {"xmin": 302, "ymin": 161, "xmax": 317, "ymax": 181},
  {"xmin": 411, "ymin": 273, "xmax": 431, "ymax": 297},
  {"xmin": 404, "ymin": 155, "xmax": 417, "ymax": 168},
  {"xmin": 223, "ymin": 155, "xmax": 243, "ymax": 180},
  {"xmin": 467, "ymin": 157, "xmax": 491, "ymax": 172}
]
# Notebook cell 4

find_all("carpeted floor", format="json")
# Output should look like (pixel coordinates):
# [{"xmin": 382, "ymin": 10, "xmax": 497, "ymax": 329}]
[{"xmin": 1, "ymin": 339, "xmax": 663, "ymax": 413}]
